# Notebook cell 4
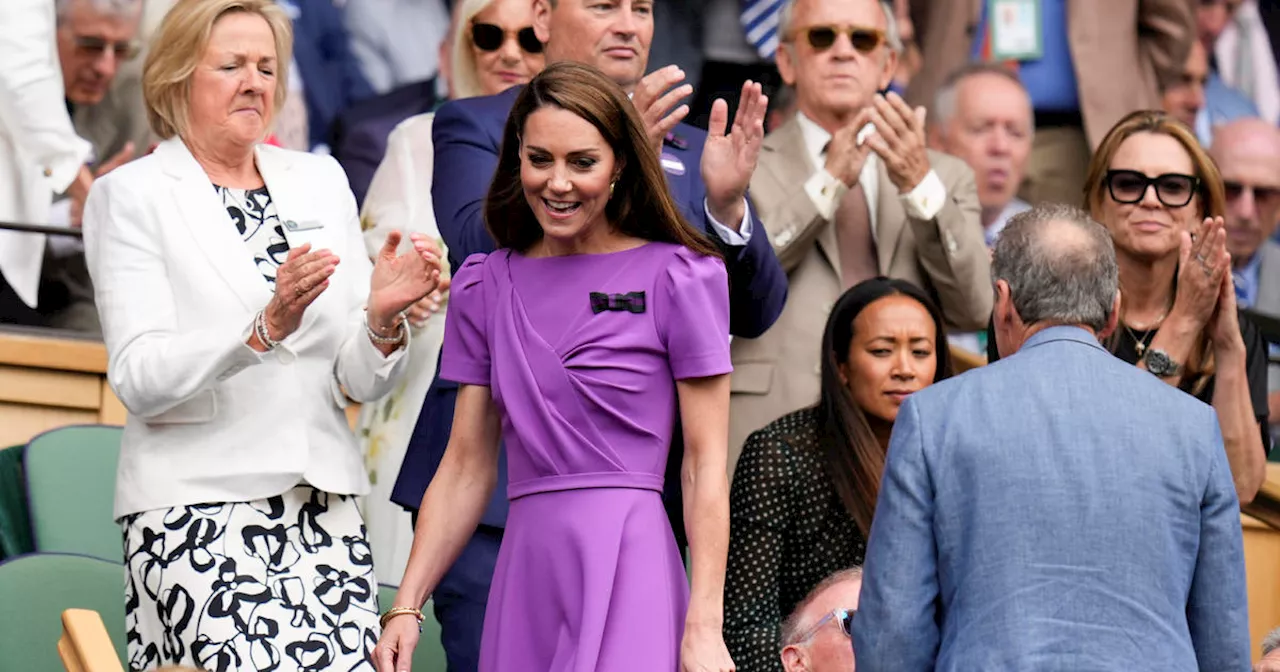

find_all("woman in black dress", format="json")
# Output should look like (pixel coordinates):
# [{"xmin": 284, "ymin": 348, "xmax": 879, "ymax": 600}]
[{"xmin": 722, "ymin": 277, "xmax": 952, "ymax": 671}]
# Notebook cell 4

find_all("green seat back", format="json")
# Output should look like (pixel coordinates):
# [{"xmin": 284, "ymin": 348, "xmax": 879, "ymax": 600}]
[
  {"xmin": 0, "ymin": 553, "xmax": 127, "ymax": 672},
  {"xmin": 24, "ymin": 425, "xmax": 124, "ymax": 563},
  {"xmin": 0, "ymin": 444, "xmax": 34, "ymax": 560},
  {"xmin": 378, "ymin": 584, "xmax": 448, "ymax": 670}
]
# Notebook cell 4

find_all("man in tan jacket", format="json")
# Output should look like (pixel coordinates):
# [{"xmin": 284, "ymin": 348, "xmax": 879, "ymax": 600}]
[
  {"xmin": 728, "ymin": 0, "xmax": 990, "ymax": 478},
  {"xmin": 906, "ymin": 0, "xmax": 1194, "ymax": 207}
]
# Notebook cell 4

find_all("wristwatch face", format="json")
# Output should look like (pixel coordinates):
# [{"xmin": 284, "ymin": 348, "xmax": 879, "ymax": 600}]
[{"xmin": 1145, "ymin": 349, "xmax": 1177, "ymax": 376}]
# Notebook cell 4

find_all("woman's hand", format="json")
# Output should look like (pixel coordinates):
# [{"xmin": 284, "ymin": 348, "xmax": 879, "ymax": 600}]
[
  {"xmin": 1210, "ymin": 256, "xmax": 1247, "ymax": 361},
  {"xmin": 1170, "ymin": 216, "xmax": 1230, "ymax": 330},
  {"xmin": 372, "ymin": 613, "xmax": 421, "ymax": 672},
  {"xmin": 406, "ymin": 276, "xmax": 451, "ymax": 329},
  {"xmin": 264, "ymin": 243, "xmax": 340, "ymax": 340},
  {"xmin": 680, "ymin": 624, "xmax": 735, "ymax": 672},
  {"xmin": 367, "ymin": 231, "xmax": 443, "ymax": 329}
]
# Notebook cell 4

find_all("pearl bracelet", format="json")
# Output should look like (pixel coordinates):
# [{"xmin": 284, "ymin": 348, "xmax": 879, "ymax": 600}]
[
  {"xmin": 254, "ymin": 310, "xmax": 280, "ymax": 350},
  {"xmin": 365, "ymin": 310, "xmax": 407, "ymax": 346}
]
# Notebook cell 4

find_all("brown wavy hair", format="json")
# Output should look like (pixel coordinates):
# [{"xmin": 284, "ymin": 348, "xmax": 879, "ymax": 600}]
[
  {"xmin": 483, "ymin": 62, "xmax": 720, "ymax": 257},
  {"xmin": 1083, "ymin": 109, "xmax": 1225, "ymax": 394}
]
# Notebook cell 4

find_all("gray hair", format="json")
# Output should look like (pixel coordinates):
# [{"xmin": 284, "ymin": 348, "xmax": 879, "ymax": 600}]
[
  {"xmin": 1264, "ymin": 627, "xmax": 1280, "ymax": 656},
  {"xmin": 991, "ymin": 204, "xmax": 1119, "ymax": 333},
  {"xmin": 932, "ymin": 63, "xmax": 1034, "ymax": 136},
  {"xmin": 778, "ymin": 0, "xmax": 903, "ymax": 54},
  {"xmin": 779, "ymin": 566, "xmax": 864, "ymax": 648},
  {"xmin": 55, "ymin": 0, "xmax": 144, "ymax": 22}
]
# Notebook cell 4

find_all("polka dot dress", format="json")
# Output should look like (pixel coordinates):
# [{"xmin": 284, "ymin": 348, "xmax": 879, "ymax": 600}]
[{"xmin": 724, "ymin": 407, "xmax": 866, "ymax": 671}]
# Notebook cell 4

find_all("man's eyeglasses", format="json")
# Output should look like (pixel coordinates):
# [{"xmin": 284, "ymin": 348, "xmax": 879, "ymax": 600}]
[
  {"xmin": 471, "ymin": 23, "xmax": 543, "ymax": 55},
  {"xmin": 73, "ymin": 35, "xmax": 140, "ymax": 62},
  {"xmin": 1224, "ymin": 180, "xmax": 1280, "ymax": 209},
  {"xmin": 792, "ymin": 25, "xmax": 886, "ymax": 54},
  {"xmin": 1104, "ymin": 169, "xmax": 1200, "ymax": 208},
  {"xmin": 796, "ymin": 608, "xmax": 856, "ymax": 642}
]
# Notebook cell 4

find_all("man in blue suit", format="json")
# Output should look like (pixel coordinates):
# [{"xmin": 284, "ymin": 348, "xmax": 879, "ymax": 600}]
[
  {"xmin": 853, "ymin": 204, "xmax": 1251, "ymax": 671},
  {"xmin": 280, "ymin": 0, "xmax": 374, "ymax": 150},
  {"xmin": 389, "ymin": 1, "xmax": 788, "ymax": 669}
]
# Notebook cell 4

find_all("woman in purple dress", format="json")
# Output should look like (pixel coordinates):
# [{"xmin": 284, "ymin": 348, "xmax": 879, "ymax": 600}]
[{"xmin": 374, "ymin": 61, "xmax": 746, "ymax": 672}]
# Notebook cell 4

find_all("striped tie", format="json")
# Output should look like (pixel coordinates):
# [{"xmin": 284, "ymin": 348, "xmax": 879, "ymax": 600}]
[{"xmin": 741, "ymin": 0, "xmax": 784, "ymax": 60}]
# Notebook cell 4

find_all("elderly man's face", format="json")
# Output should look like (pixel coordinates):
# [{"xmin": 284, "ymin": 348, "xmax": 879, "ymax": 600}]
[
  {"xmin": 533, "ymin": 0, "xmax": 652, "ymax": 92},
  {"xmin": 781, "ymin": 577, "xmax": 862, "ymax": 672},
  {"xmin": 937, "ymin": 73, "xmax": 1032, "ymax": 219},
  {"xmin": 1161, "ymin": 41, "xmax": 1208, "ymax": 129},
  {"xmin": 1210, "ymin": 121, "xmax": 1280, "ymax": 265},
  {"xmin": 56, "ymin": 0, "xmax": 141, "ymax": 106},
  {"xmin": 776, "ymin": 0, "xmax": 896, "ymax": 123}
]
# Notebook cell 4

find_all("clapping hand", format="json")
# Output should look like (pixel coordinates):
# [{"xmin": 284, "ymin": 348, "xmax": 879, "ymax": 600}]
[
  {"xmin": 864, "ymin": 92, "xmax": 931, "ymax": 193},
  {"xmin": 1173, "ymin": 216, "xmax": 1231, "ymax": 332},
  {"xmin": 632, "ymin": 65, "xmax": 694, "ymax": 156},
  {"xmin": 701, "ymin": 80, "xmax": 768, "ymax": 229},
  {"xmin": 264, "ymin": 244, "xmax": 341, "ymax": 340},
  {"xmin": 367, "ymin": 231, "xmax": 444, "ymax": 331}
]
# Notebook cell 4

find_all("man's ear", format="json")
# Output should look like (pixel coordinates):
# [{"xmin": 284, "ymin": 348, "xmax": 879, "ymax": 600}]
[
  {"xmin": 532, "ymin": 0, "xmax": 553, "ymax": 44},
  {"xmin": 1098, "ymin": 290, "xmax": 1122, "ymax": 341},
  {"xmin": 780, "ymin": 643, "xmax": 807, "ymax": 672},
  {"xmin": 776, "ymin": 43, "xmax": 798, "ymax": 87}
]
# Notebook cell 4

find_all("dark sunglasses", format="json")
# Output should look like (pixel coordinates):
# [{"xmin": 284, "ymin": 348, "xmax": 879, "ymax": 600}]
[
  {"xmin": 794, "ymin": 25, "xmax": 886, "ymax": 54},
  {"xmin": 1224, "ymin": 180, "xmax": 1280, "ymax": 208},
  {"xmin": 73, "ymin": 35, "xmax": 140, "ymax": 61},
  {"xmin": 471, "ymin": 23, "xmax": 543, "ymax": 54},
  {"xmin": 1104, "ymin": 169, "xmax": 1200, "ymax": 208}
]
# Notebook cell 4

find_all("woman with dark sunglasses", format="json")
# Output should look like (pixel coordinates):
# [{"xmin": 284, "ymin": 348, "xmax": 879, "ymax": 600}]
[
  {"xmin": 723, "ymin": 278, "xmax": 952, "ymax": 672},
  {"xmin": 354, "ymin": 0, "xmax": 544, "ymax": 582},
  {"xmin": 1082, "ymin": 110, "xmax": 1270, "ymax": 503}
]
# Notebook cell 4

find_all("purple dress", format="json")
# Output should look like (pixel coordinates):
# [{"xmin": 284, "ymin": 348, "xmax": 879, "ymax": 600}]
[{"xmin": 439, "ymin": 242, "xmax": 732, "ymax": 671}]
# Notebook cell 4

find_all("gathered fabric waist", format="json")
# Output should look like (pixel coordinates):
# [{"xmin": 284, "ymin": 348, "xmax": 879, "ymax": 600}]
[{"xmin": 508, "ymin": 472, "xmax": 664, "ymax": 501}]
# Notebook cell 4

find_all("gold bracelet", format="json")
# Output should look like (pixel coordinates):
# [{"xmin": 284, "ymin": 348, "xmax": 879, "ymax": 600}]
[{"xmin": 380, "ymin": 606, "xmax": 424, "ymax": 631}]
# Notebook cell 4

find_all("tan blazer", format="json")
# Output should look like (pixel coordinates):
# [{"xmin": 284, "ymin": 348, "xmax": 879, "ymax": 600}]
[
  {"xmin": 906, "ymin": 0, "xmax": 1194, "ymax": 149},
  {"xmin": 727, "ymin": 118, "xmax": 990, "ymax": 478}
]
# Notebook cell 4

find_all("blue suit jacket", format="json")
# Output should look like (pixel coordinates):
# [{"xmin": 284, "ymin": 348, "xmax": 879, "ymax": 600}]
[
  {"xmin": 287, "ymin": 0, "xmax": 374, "ymax": 149},
  {"xmin": 853, "ymin": 327, "xmax": 1251, "ymax": 672},
  {"xmin": 390, "ymin": 85, "xmax": 788, "ymax": 525}
]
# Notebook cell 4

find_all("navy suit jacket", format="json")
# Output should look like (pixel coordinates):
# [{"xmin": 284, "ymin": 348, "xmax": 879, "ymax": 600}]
[
  {"xmin": 331, "ymin": 78, "xmax": 439, "ymax": 206},
  {"xmin": 390, "ymin": 85, "xmax": 788, "ymax": 528},
  {"xmin": 288, "ymin": 0, "xmax": 374, "ymax": 149},
  {"xmin": 853, "ymin": 327, "xmax": 1251, "ymax": 672}
]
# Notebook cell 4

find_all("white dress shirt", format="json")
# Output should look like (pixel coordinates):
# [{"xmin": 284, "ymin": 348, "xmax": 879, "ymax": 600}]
[
  {"xmin": 794, "ymin": 112, "xmax": 947, "ymax": 237},
  {"xmin": 1215, "ymin": 0, "xmax": 1280, "ymax": 124}
]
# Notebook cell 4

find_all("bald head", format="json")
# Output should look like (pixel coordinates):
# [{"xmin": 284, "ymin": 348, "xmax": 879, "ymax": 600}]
[
  {"xmin": 991, "ymin": 204, "xmax": 1120, "ymax": 356},
  {"xmin": 1210, "ymin": 119, "xmax": 1280, "ymax": 266}
]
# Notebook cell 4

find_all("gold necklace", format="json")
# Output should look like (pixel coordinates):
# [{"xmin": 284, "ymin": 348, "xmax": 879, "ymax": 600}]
[{"xmin": 1123, "ymin": 309, "xmax": 1168, "ymax": 358}]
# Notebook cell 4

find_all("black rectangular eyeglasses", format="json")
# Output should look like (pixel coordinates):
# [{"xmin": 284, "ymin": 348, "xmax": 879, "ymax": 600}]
[{"xmin": 1104, "ymin": 169, "xmax": 1200, "ymax": 208}]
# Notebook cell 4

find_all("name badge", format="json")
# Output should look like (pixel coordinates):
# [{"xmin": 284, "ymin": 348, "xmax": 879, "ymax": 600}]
[
  {"xmin": 660, "ymin": 152, "xmax": 686, "ymax": 176},
  {"xmin": 284, "ymin": 219, "xmax": 324, "ymax": 232},
  {"xmin": 989, "ymin": 0, "xmax": 1042, "ymax": 61}
]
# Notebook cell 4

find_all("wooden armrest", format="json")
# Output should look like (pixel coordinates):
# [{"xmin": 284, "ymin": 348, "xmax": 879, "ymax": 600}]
[{"xmin": 58, "ymin": 609, "xmax": 123, "ymax": 672}]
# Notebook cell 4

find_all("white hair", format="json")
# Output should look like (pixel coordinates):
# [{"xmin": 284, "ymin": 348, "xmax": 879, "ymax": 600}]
[
  {"xmin": 932, "ymin": 63, "xmax": 1035, "ymax": 139},
  {"xmin": 55, "ymin": 0, "xmax": 143, "ymax": 22},
  {"xmin": 1264, "ymin": 627, "xmax": 1280, "ymax": 656},
  {"xmin": 778, "ymin": 0, "xmax": 902, "ymax": 53}
]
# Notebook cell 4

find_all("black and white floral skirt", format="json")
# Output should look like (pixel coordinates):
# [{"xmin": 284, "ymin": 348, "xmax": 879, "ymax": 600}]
[{"xmin": 121, "ymin": 486, "xmax": 380, "ymax": 672}]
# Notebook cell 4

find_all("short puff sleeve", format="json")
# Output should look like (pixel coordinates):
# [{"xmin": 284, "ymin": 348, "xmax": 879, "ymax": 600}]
[
  {"xmin": 656, "ymin": 247, "xmax": 733, "ymax": 380},
  {"xmin": 439, "ymin": 253, "xmax": 492, "ymax": 386}
]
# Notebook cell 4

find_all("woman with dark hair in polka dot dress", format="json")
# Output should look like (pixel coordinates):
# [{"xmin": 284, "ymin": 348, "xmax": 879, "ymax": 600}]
[{"xmin": 723, "ymin": 277, "xmax": 954, "ymax": 671}]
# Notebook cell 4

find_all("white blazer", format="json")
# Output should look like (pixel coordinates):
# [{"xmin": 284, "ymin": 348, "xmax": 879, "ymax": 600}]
[
  {"xmin": 0, "ymin": 0, "xmax": 93, "ymax": 307},
  {"xmin": 83, "ymin": 137, "xmax": 409, "ymax": 518}
]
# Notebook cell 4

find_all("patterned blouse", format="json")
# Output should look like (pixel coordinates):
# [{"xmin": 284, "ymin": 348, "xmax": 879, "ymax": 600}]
[
  {"xmin": 724, "ymin": 407, "xmax": 866, "ymax": 672},
  {"xmin": 215, "ymin": 184, "xmax": 289, "ymax": 288}
]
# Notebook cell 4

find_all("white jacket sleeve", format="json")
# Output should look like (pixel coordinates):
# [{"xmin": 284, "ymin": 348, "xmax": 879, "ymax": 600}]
[
  {"xmin": 0, "ymin": 0, "xmax": 92, "ymax": 194},
  {"xmin": 329, "ymin": 158, "xmax": 409, "ymax": 405},
  {"xmin": 83, "ymin": 176, "xmax": 268, "ymax": 419}
]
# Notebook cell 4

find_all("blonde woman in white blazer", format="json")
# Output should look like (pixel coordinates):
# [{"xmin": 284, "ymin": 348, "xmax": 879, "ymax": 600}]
[
  {"xmin": 82, "ymin": 1, "xmax": 442, "ymax": 670},
  {"xmin": 354, "ymin": 0, "xmax": 544, "ymax": 582}
]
